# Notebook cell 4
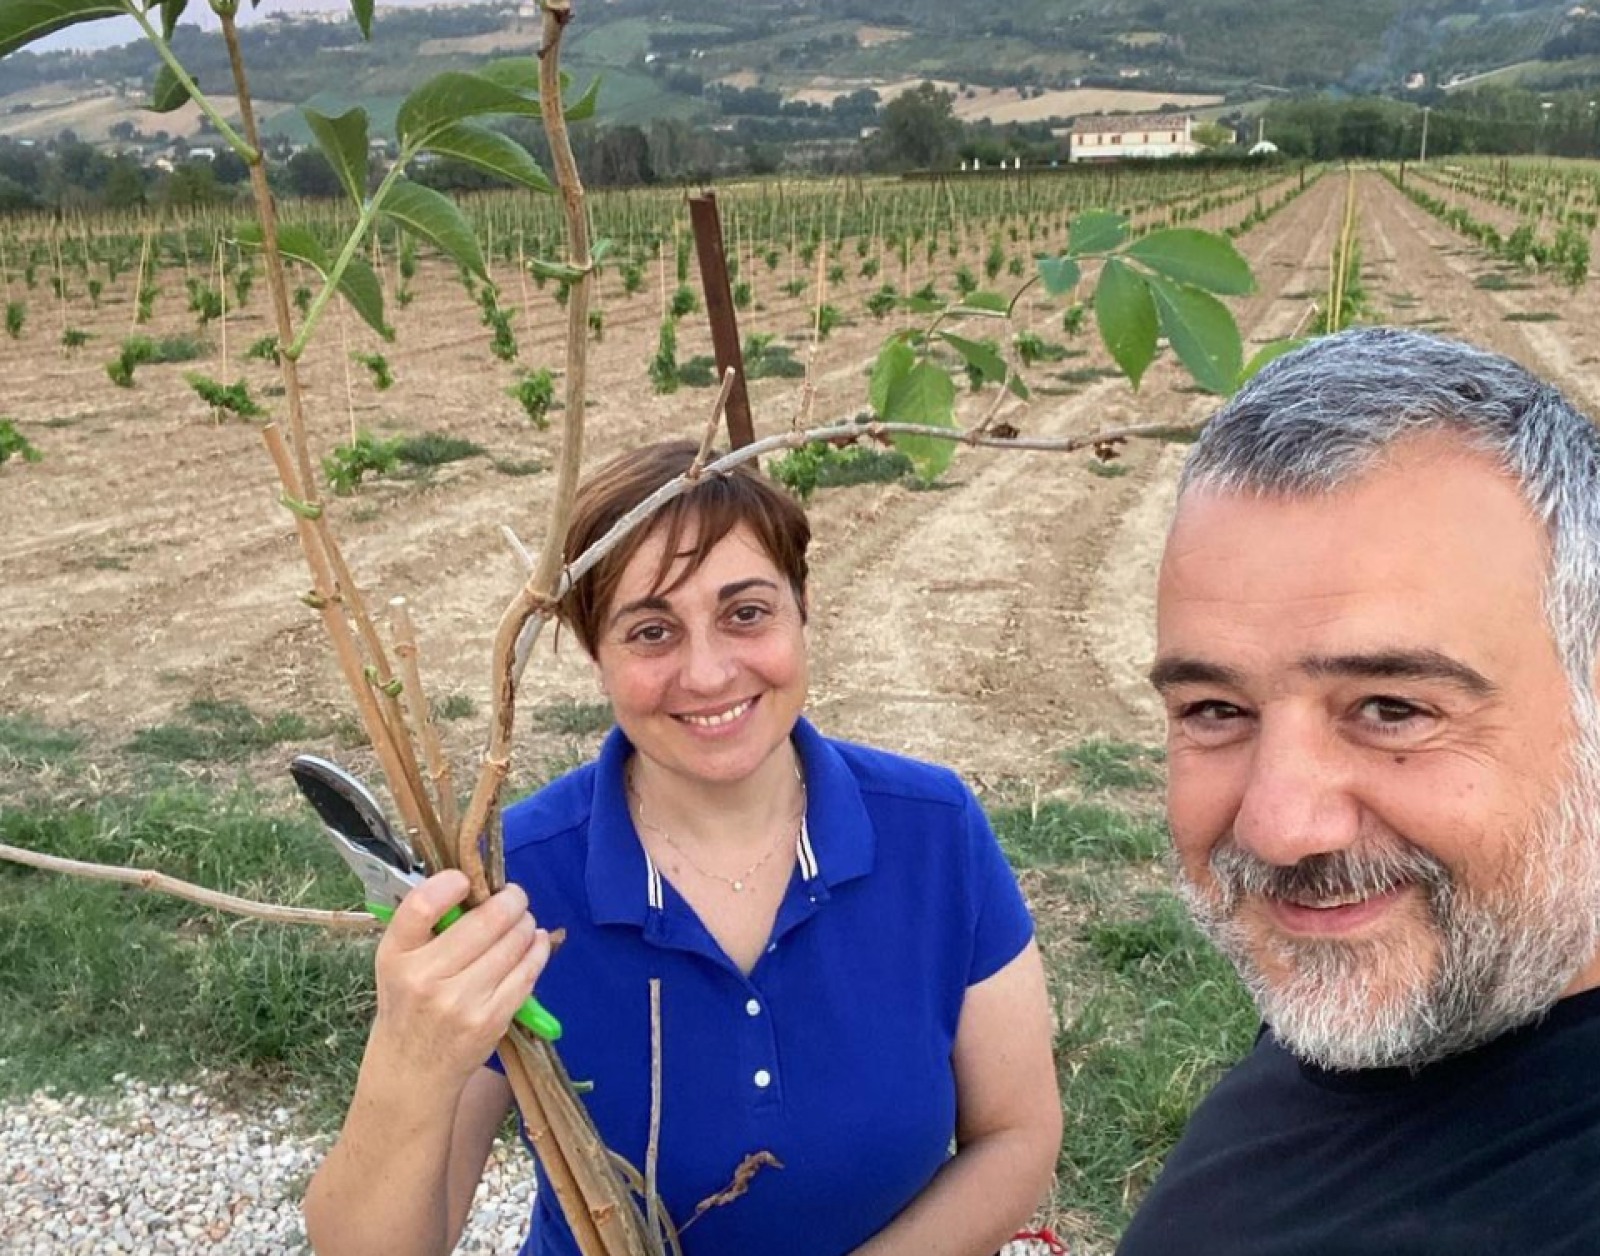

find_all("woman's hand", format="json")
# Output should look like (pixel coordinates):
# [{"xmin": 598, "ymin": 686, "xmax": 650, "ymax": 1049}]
[{"xmin": 369, "ymin": 869, "xmax": 553, "ymax": 1089}]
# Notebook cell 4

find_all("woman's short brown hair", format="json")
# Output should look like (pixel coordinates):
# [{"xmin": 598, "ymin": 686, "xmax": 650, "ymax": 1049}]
[{"xmin": 559, "ymin": 440, "xmax": 810, "ymax": 657}]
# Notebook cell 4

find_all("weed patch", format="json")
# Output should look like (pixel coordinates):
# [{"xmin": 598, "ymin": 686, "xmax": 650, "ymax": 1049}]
[
  {"xmin": 127, "ymin": 699, "xmax": 312, "ymax": 764},
  {"xmin": 1504, "ymin": 311, "xmax": 1561, "ymax": 323},
  {"xmin": 1061, "ymin": 740, "xmax": 1164, "ymax": 792},
  {"xmin": 528, "ymin": 700, "xmax": 613, "ymax": 737}
]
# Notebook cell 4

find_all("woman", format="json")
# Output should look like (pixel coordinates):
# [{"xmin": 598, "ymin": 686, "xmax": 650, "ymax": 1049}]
[{"xmin": 303, "ymin": 440, "xmax": 1061, "ymax": 1256}]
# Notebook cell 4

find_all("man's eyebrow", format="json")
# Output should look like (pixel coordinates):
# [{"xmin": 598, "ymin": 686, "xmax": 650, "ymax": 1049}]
[
  {"xmin": 1301, "ymin": 650, "xmax": 1497, "ymax": 697},
  {"xmin": 607, "ymin": 579, "xmax": 779, "ymax": 628},
  {"xmin": 1148, "ymin": 657, "xmax": 1245, "ymax": 693}
]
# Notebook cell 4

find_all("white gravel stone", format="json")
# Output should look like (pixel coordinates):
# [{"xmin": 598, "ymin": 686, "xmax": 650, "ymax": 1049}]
[{"xmin": 1, "ymin": 1078, "xmax": 1066, "ymax": 1254}]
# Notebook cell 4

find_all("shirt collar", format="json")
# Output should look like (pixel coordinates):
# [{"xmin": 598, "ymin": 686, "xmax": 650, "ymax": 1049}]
[{"xmin": 583, "ymin": 716, "xmax": 876, "ymax": 926}]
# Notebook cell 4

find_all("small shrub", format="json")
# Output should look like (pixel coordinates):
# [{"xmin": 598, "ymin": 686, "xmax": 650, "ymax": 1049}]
[
  {"xmin": 393, "ymin": 431, "xmax": 484, "ymax": 468},
  {"xmin": 866, "ymin": 285, "xmax": 899, "ymax": 319},
  {"xmin": 510, "ymin": 368, "xmax": 557, "ymax": 428},
  {"xmin": 395, "ymin": 287, "xmax": 416, "ymax": 308},
  {"xmin": 106, "ymin": 335, "xmax": 158, "ymax": 388},
  {"xmin": 0, "ymin": 419, "xmax": 43, "ymax": 466},
  {"xmin": 815, "ymin": 304, "xmax": 843, "ymax": 340},
  {"xmin": 184, "ymin": 373, "xmax": 265, "ymax": 421},
  {"xmin": 678, "ymin": 355, "xmax": 718, "ymax": 387},
  {"xmin": 87, "ymin": 278, "xmax": 103, "ymax": 306},
  {"xmin": 293, "ymin": 286, "xmax": 313, "ymax": 316},
  {"xmin": 649, "ymin": 318, "xmax": 679, "ymax": 394},
  {"xmin": 4, "ymin": 302, "xmax": 23, "ymax": 339},
  {"xmin": 770, "ymin": 441, "xmax": 912, "ymax": 501},
  {"xmin": 185, "ymin": 277, "xmax": 223, "ymax": 327},
  {"xmin": 588, "ymin": 309, "xmax": 605, "ymax": 342},
  {"xmin": 1061, "ymin": 304, "xmax": 1088, "ymax": 336},
  {"xmin": 620, "ymin": 262, "xmax": 645, "ymax": 295},
  {"xmin": 732, "ymin": 280, "xmax": 752, "ymax": 310},
  {"xmin": 742, "ymin": 333, "xmax": 805, "ymax": 380},
  {"xmin": 434, "ymin": 692, "xmax": 477, "ymax": 721},
  {"xmin": 61, "ymin": 328, "xmax": 91, "ymax": 350},
  {"xmin": 780, "ymin": 277, "xmax": 807, "ymax": 298},
  {"xmin": 324, "ymin": 431, "xmax": 402, "ymax": 495},
  {"xmin": 352, "ymin": 351, "xmax": 394, "ymax": 391},
  {"xmin": 233, "ymin": 267, "xmax": 255, "ymax": 307},
  {"xmin": 135, "ymin": 282, "xmax": 159, "ymax": 324},
  {"xmin": 954, "ymin": 266, "xmax": 978, "ymax": 296},
  {"xmin": 763, "ymin": 248, "xmax": 780, "ymax": 271},
  {"xmin": 246, "ymin": 335, "xmax": 281, "ymax": 364},
  {"xmin": 478, "ymin": 287, "xmax": 517, "ymax": 362},
  {"xmin": 669, "ymin": 285, "xmax": 699, "ymax": 320}
]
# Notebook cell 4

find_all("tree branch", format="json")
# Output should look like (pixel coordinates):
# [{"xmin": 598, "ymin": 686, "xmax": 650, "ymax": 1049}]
[{"xmin": 0, "ymin": 843, "xmax": 381, "ymax": 933}]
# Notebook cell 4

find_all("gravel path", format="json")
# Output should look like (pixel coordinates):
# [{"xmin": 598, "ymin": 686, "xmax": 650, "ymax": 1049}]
[
  {"xmin": 0, "ymin": 1077, "xmax": 534, "ymax": 1254},
  {"xmin": 3, "ymin": 1078, "xmax": 1067, "ymax": 1253}
]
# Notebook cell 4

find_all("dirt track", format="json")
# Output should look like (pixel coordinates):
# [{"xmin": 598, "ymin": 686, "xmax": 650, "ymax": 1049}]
[{"xmin": 5, "ymin": 170, "xmax": 1590, "ymax": 793}]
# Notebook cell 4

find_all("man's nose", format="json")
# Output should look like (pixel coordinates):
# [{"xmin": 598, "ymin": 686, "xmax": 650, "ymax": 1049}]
[{"xmin": 1232, "ymin": 712, "xmax": 1362, "ymax": 866}]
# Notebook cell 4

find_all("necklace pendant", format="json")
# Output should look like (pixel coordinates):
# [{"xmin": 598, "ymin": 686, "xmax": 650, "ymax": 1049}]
[{"xmin": 731, "ymin": 880, "xmax": 744, "ymax": 892}]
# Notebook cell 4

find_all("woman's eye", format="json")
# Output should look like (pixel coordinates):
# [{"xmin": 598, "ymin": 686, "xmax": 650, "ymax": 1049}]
[
  {"xmin": 627, "ymin": 622, "xmax": 671, "ymax": 646},
  {"xmin": 728, "ymin": 603, "xmax": 770, "ymax": 626}
]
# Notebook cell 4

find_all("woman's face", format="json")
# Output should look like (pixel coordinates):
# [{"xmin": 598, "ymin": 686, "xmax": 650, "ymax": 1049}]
[{"xmin": 594, "ymin": 519, "xmax": 807, "ymax": 792}]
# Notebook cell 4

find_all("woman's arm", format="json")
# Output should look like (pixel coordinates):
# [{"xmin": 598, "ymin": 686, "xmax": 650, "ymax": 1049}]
[
  {"xmin": 303, "ymin": 872, "xmax": 549, "ymax": 1256},
  {"xmin": 853, "ymin": 940, "xmax": 1062, "ymax": 1256}
]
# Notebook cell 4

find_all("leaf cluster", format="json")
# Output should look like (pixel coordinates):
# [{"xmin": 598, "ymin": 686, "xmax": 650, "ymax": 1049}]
[
  {"xmin": 323, "ymin": 431, "xmax": 402, "ymax": 496},
  {"xmin": 0, "ymin": 418, "xmax": 42, "ymax": 467},
  {"xmin": 509, "ymin": 368, "xmax": 557, "ymax": 428},
  {"xmin": 184, "ymin": 373, "xmax": 265, "ymax": 421}
]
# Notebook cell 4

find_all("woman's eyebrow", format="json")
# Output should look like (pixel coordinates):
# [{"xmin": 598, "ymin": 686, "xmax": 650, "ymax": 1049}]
[
  {"xmin": 607, "ymin": 595, "xmax": 671, "ymax": 627},
  {"xmin": 718, "ymin": 578, "xmax": 779, "ymax": 600}
]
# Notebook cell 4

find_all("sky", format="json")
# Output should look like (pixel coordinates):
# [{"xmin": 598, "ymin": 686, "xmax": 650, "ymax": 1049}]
[{"xmin": 30, "ymin": 0, "xmax": 479, "ymax": 54}]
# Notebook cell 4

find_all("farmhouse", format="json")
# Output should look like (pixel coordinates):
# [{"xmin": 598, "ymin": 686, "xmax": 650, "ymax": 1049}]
[{"xmin": 1068, "ymin": 112, "xmax": 1200, "ymax": 162}]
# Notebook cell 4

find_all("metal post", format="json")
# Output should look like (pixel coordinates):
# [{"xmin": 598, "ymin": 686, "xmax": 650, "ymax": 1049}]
[
  {"xmin": 1419, "ymin": 105, "xmax": 1430, "ymax": 163},
  {"xmin": 687, "ymin": 192, "xmax": 756, "ymax": 451}
]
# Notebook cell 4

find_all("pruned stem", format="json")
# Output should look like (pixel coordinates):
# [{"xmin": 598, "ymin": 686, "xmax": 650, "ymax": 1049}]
[{"xmin": 0, "ymin": 843, "xmax": 381, "ymax": 932}]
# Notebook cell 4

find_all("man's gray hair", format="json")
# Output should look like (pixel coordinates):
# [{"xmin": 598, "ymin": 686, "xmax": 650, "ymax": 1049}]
[{"xmin": 1181, "ymin": 326, "xmax": 1600, "ymax": 692}]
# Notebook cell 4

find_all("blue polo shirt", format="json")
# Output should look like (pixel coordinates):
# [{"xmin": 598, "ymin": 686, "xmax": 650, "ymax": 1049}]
[{"xmin": 497, "ymin": 717, "xmax": 1034, "ymax": 1256}]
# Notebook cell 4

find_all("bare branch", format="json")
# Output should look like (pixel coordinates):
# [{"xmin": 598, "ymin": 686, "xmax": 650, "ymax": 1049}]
[
  {"xmin": 0, "ymin": 843, "xmax": 381, "ymax": 933},
  {"xmin": 688, "ymin": 369, "xmax": 738, "ymax": 478}
]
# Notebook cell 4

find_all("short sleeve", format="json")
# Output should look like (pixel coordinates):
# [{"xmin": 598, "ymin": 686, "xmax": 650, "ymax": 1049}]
[{"xmin": 962, "ymin": 789, "xmax": 1034, "ymax": 985}]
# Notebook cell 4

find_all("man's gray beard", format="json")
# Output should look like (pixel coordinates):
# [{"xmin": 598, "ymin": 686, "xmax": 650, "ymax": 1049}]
[{"xmin": 1178, "ymin": 718, "xmax": 1600, "ymax": 1072}]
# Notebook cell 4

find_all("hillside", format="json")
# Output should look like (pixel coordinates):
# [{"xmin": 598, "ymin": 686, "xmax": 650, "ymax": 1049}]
[{"xmin": 0, "ymin": 0, "xmax": 1590, "ymax": 148}]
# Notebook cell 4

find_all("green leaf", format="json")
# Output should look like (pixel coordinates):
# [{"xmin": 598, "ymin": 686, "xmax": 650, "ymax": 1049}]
[
  {"xmin": 347, "ymin": 0, "xmax": 372, "ymax": 39},
  {"xmin": 1147, "ymin": 275, "xmax": 1243, "ymax": 396},
  {"xmin": 472, "ymin": 57, "xmax": 542, "ymax": 94},
  {"xmin": 884, "ymin": 363, "xmax": 958, "ymax": 481},
  {"xmin": 528, "ymin": 257, "xmax": 586, "ymax": 283},
  {"xmin": 1126, "ymin": 229, "xmax": 1255, "ymax": 296},
  {"xmin": 237, "ymin": 224, "xmax": 332, "ymax": 273},
  {"xmin": 591, "ymin": 238, "xmax": 615, "ymax": 265},
  {"xmin": 1239, "ymin": 337, "xmax": 1307, "ymax": 387},
  {"xmin": 397, "ymin": 71, "xmax": 543, "ymax": 153},
  {"xmin": 149, "ymin": 62, "xmax": 190, "ymax": 113},
  {"xmin": 1068, "ymin": 211, "xmax": 1129, "ymax": 257},
  {"xmin": 1005, "ymin": 373, "xmax": 1032, "ymax": 401},
  {"xmin": 421, "ymin": 121, "xmax": 552, "ymax": 193},
  {"xmin": 1037, "ymin": 255, "xmax": 1081, "ymax": 297},
  {"xmin": 1094, "ymin": 258, "xmax": 1158, "ymax": 391},
  {"xmin": 937, "ymin": 331, "xmax": 1006, "ymax": 385},
  {"xmin": 869, "ymin": 338, "xmax": 916, "ymax": 417},
  {"xmin": 159, "ymin": 0, "xmax": 187, "ymax": 39},
  {"xmin": 955, "ymin": 290, "xmax": 1008, "ymax": 315},
  {"xmin": 0, "ymin": 0, "xmax": 124, "ymax": 57},
  {"xmin": 378, "ymin": 179, "xmax": 486, "ymax": 281},
  {"xmin": 304, "ymin": 106, "xmax": 370, "ymax": 208},
  {"xmin": 237, "ymin": 225, "xmax": 389, "ymax": 341},
  {"xmin": 564, "ymin": 77, "xmax": 601, "ymax": 121},
  {"xmin": 335, "ymin": 256, "xmax": 391, "ymax": 342},
  {"xmin": 902, "ymin": 296, "xmax": 942, "ymax": 315}
]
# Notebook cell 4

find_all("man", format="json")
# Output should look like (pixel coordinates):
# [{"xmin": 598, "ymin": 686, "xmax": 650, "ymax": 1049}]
[{"xmin": 1119, "ymin": 327, "xmax": 1600, "ymax": 1254}]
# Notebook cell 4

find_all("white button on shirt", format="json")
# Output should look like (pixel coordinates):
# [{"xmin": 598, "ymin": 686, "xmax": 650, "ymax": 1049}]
[
  {"xmin": 745, "ymin": 999, "xmax": 761, "ymax": 1017},
  {"xmin": 754, "ymin": 1069, "xmax": 772, "ymax": 1089}
]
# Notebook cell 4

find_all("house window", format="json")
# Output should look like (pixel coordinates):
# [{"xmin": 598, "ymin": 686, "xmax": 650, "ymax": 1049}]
[
  {"xmin": 1112, "ymin": 135, "xmax": 1121, "ymax": 144},
  {"xmin": 1171, "ymin": 132, "xmax": 1178, "ymax": 141},
  {"xmin": 1142, "ymin": 133, "xmax": 1149, "ymax": 143}
]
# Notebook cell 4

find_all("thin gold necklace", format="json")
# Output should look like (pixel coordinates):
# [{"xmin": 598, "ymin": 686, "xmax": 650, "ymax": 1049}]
[{"xmin": 628, "ymin": 761, "xmax": 805, "ymax": 893}]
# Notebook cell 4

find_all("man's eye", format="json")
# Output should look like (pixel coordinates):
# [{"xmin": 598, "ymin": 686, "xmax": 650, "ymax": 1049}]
[
  {"xmin": 1358, "ymin": 696, "xmax": 1425, "ymax": 725},
  {"xmin": 1179, "ymin": 700, "xmax": 1245, "ymax": 723}
]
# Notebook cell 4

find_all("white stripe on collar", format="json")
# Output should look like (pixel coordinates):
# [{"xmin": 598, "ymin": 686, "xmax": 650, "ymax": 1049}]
[
  {"xmin": 644, "ymin": 851, "xmax": 664, "ymax": 911},
  {"xmin": 797, "ymin": 817, "xmax": 819, "ymax": 881}
]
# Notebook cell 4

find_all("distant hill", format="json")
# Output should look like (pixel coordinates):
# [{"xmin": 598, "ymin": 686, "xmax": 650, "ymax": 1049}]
[{"xmin": 0, "ymin": 0, "xmax": 1591, "ymax": 148}]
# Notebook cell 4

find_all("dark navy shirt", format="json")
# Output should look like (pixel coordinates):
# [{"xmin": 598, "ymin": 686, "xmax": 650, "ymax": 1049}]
[
  {"xmin": 1118, "ymin": 987, "xmax": 1600, "ymax": 1256},
  {"xmin": 497, "ymin": 718, "xmax": 1035, "ymax": 1256}
]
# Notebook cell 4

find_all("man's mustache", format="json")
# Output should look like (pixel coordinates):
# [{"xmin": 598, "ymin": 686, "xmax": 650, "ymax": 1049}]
[{"xmin": 1207, "ymin": 840, "xmax": 1453, "ymax": 909}]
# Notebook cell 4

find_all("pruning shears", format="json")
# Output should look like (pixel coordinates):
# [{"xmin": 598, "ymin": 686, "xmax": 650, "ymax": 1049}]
[{"xmin": 290, "ymin": 753, "xmax": 562, "ymax": 1042}]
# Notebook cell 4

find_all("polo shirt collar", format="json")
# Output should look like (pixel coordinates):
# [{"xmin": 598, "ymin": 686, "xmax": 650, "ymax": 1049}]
[{"xmin": 583, "ymin": 716, "xmax": 876, "ymax": 927}]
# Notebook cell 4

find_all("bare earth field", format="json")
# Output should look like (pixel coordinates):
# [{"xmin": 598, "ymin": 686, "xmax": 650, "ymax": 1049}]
[
  {"xmin": 2, "ymin": 174, "xmax": 1323, "ymax": 801},
  {"xmin": 788, "ymin": 79, "xmax": 1224, "ymax": 124}
]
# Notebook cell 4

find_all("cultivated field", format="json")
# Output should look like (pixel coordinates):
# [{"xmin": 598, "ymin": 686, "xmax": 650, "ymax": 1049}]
[{"xmin": 6, "ymin": 161, "xmax": 1600, "ymax": 1251}]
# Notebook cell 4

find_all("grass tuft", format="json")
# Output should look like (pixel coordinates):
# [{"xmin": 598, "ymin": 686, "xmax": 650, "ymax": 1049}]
[
  {"xmin": 127, "ymin": 699, "xmax": 312, "ymax": 764},
  {"xmin": 393, "ymin": 432, "xmax": 484, "ymax": 468},
  {"xmin": 528, "ymin": 700, "xmax": 613, "ymax": 737},
  {"xmin": 992, "ymin": 799, "xmax": 1166, "ymax": 866},
  {"xmin": 1061, "ymin": 739, "xmax": 1164, "ymax": 792}
]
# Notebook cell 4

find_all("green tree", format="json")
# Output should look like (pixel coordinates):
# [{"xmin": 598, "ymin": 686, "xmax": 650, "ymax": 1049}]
[{"xmin": 874, "ymin": 81, "xmax": 960, "ymax": 171}]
